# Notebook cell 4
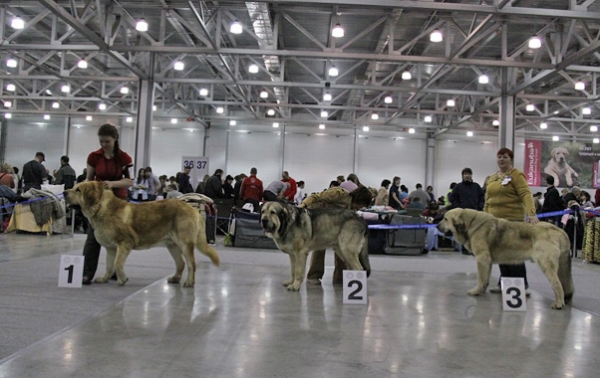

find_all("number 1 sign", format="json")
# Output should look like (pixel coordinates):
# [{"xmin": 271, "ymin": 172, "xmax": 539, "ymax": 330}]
[
  {"xmin": 58, "ymin": 255, "xmax": 85, "ymax": 288},
  {"xmin": 343, "ymin": 270, "xmax": 368, "ymax": 305}
]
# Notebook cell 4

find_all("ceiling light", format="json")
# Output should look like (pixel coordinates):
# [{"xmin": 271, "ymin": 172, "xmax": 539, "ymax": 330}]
[
  {"xmin": 11, "ymin": 17, "xmax": 25, "ymax": 30},
  {"xmin": 492, "ymin": 120, "xmax": 500, "ymax": 126},
  {"xmin": 248, "ymin": 64, "xmax": 259, "ymax": 74},
  {"xmin": 273, "ymin": 122, "xmax": 279, "ymax": 128},
  {"xmin": 174, "ymin": 61, "xmax": 184, "ymax": 71},
  {"xmin": 260, "ymin": 90, "xmax": 268, "ymax": 99},
  {"xmin": 4, "ymin": 101, "xmax": 11, "ymax": 108},
  {"xmin": 575, "ymin": 81, "xmax": 586, "ymax": 91},
  {"xmin": 153, "ymin": 105, "xmax": 157, "ymax": 111},
  {"xmin": 528, "ymin": 36, "xmax": 542, "ymax": 49},
  {"xmin": 267, "ymin": 109, "xmax": 275, "ymax": 116},
  {"xmin": 46, "ymin": 89, "xmax": 52, "ymax": 95},
  {"xmin": 384, "ymin": 96, "xmax": 393, "ymax": 104},
  {"xmin": 408, "ymin": 128, "xmax": 415, "ymax": 134},
  {"xmin": 320, "ymin": 110, "xmax": 328, "ymax": 118},
  {"xmin": 126, "ymin": 117, "xmax": 133, "ymax": 123},
  {"xmin": 230, "ymin": 20, "xmax": 243, "ymax": 34},
  {"xmin": 319, "ymin": 123, "xmax": 325, "ymax": 130},
  {"xmin": 323, "ymin": 92, "xmax": 332, "ymax": 102},
  {"xmin": 594, "ymin": 138, "xmax": 600, "ymax": 144},
  {"xmin": 478, "ymin": 75, "xmax": 489, "ymax": 84},
  {"xmin": 362, "ymin": 126, "xmax": 369, "ymax": 132},
  {"xmin": 6, "ymin": 84, "xmax": 15, "ymax": 92},
  {"xmin": 583, "ymin": 107, "xmax": 591, "ymax": 115},
  {"xmin": 171, "ymin": 118, "xmax": 177, "ymax": 124},
  {"xmin": 135, "ymin": 18, "xmax": 148, "ymax": 32},
  {"xmin": 6, "ymin": 59, "xmax": 17, "ymax": 68},
  {"xmin": 44, "ymin": 114, "xmax": 50, "ymax": 120},
  {"xmin": 86, "ymin": 115, "xmax": 92, "ymax": 121},
  {"xmin": 199, "ymin": 88, "xmax": 209, "ymax": 97},
  {"xmin": 230, "ymin": 120, "xmax": 237, "ymax": 126},
  {"xmin": 52, "ymin": 102, "xmax": 60, "ymax": 109},
  {"xmin": 77, "ymin": 60, "xmax": 88, "ymax": 69},
  {"xmin": 401, "ymin": 71, "xmax": 412, "ymax": 80},
  {"xmin": 526, "ymin": 104, "xmax": 535, "ymax": 112},
  {"xmin": 540, "ymin": 122, "xmax": 548, "ymax": 129},
  {"xmin": 61, "ymin": 85, "xmax": 70, "ymax": 93},
  {"xmin": 552, "ymin": 135, "xmax": 559, "ymax": 141},
  {"xmin": 332, "ymin": 23, "xmax": 344, "ymax": 38},
  {"xmin": 446, "ymin": 99, "xmax": 455, "ymax": 107},
  {"xmin": 424, "ymin": 115, "xmax": 432, "ymax": 123},
  {"xmin": 591, "ymin": 125, "xmax": 598, "ymax": 132},
  {"xmin": 430, "ymin": 29, "xmax": 443, "ymax": 43},
  {"xmin": 467, "ymin": 131, "xmax": 474, "ymax": 137},
  {"xmin": 4, "ymin": 113, "xmax": 12, "ymax": 119},
  {"xmin": 120, "ymin": 87, "xmax": 129, "ymax": 95},
  {"xmin": 371, "ymin": 113, "xmax": 379, "ymax": 120},
  {"xmin": 216, "ymin": 107, "xmax": 224, "ymax": 114},
  {"xmin": 328, "ymin": 66, "xmax": 339, "ymax": 77},
  {"xmin": 98, "ymin": 103, "xmax": 107, "ymax": 110}
]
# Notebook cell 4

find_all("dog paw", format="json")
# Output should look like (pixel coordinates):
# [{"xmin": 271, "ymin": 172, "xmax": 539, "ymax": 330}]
[
  {"xmin": 286, "ymin": 282, "xmax": 301, "ymax": 291},
  {"xmin": 183, "ymin": 281, "xmax": 194, "ymax": 288},
  {"xmin": 551, "ymin": 301, "xmax": 565, "ymax": 309},
  {"xmin": 167, "ymin": 276, "xmax": 181, "ymax": 284},
  {"xmin": 117, "ymin": 277, "xmax": 129, "ymax": 286},
  {"xmin": 282, "ymin": 279, "xmax": 293, "ymax": 286},
  {"xmin": 95, "ymin": 277, "xmax": 109, "ymax": 283},
  {"xmin": 467, "ymin": 288, "xmax": 483, "ymax": 296}
]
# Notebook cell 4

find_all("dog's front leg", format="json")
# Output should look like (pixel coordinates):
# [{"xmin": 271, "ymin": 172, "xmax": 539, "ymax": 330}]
[
  {"xmin": 95, "ymin": 248, "xmax": 116, "ymax": 283},
  {"xmin": 468, "ymin": 256, "xmax": 491, "ymax": 296},
  {"xmin": 282, "ymin": 253, "xmax": 295, "ymax": 287},
  {"xmin": 286, "ymin": 251, "xmax": 309, "ymax": 291}
]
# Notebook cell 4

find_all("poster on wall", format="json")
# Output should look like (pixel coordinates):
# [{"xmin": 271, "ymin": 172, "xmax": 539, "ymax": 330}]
[
  {"xmin": 524, "ymin": 139, "xmax": 600, "ymax": 188},
  {"xmin": 181, "ymin": 156, "xmax": 209, "ymax": 190}
]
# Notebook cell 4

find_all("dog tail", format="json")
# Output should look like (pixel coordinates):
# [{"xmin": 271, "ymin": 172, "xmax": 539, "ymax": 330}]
[
  {"xmin": 359, "ymin": 238, "xmax": 371, "ymax": 277},
  {"xmin": 558, "ymin": 235, "xmax": 574, "ymax": 303},
  {"xmin": 196, "ymin": 216, "xmax": 220, "ymax": 267}
]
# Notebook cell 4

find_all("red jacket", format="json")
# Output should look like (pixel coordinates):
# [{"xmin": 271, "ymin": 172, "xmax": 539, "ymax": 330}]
[
  {"xmin": 240, "ymin": 175, "xmax": 263, "ymax": 202},
  {"xmin": 282, "ymin": 177, "xmax": 297, "ymax": 201}
]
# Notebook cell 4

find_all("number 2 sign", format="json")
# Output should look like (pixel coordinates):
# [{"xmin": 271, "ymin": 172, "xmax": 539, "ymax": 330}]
[
  {"xmin": 343, "ymin": 270, "xmax": 368, "ymax": 305},
  {"xmin": 58, "ymin": 255, "xmax": 85, "ymax": 288}
]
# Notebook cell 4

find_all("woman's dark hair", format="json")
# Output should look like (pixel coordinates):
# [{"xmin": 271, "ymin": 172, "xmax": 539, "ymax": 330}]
[
  {"xmin": 496, "ymin": 147, "xmax": 514, "ymax": 161},
  {"xmin": 297, "ymin": 180, "xmax": 305, "ymax": 186},
  {"xmin": 350, "ymin": 186, "xmax": 373, "ymax": 209},
  {"xmin": 381, "ymin": 179, "xmax": 391, "ymax": 187},
  {"xmin": 400, "ymin": 184, "xmax": 408, "ymax": 193},
  {"xmin": 225, "ymin": 174, "xmax": 234, "ymax": 181},
  {"xmin": 392, "ymin": 176, "xmax": 400, "ymax": 185},
  {"xmin": 98, "ymin": 123, "xmax": 121, "ymax": 171},
  {"xmin": 136, "ymin": 168, "xmax": 145, "ymax": 184},
  {"xmin": 329, "ymin": 180, "xmax": 340, "ymax": 188}
]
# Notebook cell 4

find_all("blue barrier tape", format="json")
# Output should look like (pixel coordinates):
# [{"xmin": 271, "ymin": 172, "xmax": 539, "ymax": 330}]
[{"xmin": 0, "ymin": 193, "xmax": 65, "ymax": 210}]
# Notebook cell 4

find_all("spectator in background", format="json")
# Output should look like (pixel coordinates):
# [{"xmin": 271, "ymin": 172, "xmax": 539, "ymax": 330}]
[
  {"xmin": 157, "ymin": 175, "xmax": 168, "ymax": 199},
  {"xmin": 233, "ymin": 174, "xmax": 247, "ymax": 204},
  {"xmin": 205, "ymin": 169, "xmax": 224, "ymax": 199},
  {"xmin": 144, "ymin": 167, "xmax": 160, "ymax": 199},
  {"xmin": 408, "ymin": 183, "xmax": 430, "ymax": 206},
  {"xmin": 53, "ymin": 156, "xmax": 77, "ymax": 190},
  {"xmin": 132, "ymin": 168, "xmax": 150, "ymax": 201},
  {"xmin": 336, "ymin": 175, "xmax": 345, "ymax": 185},
  {"xmin": 169, "ymin": 176, "xmax": 179, "ymax": 191},
  {"xmin": 399, "ymin": 184, "xmax": 409, "ymax": 203},
  {"xmin": 281, "ymin": 171, "xmax": 297, "ymax": 202},
  {"xmin": 22, "ymin": 152, "xmax": 48, "ymax": 191},
  {"xmin": 375, "ymin": 179, "xmax": 391, "ymax": 206},
  {"xmin": 329, "ymin": 180, "xmax": 340, "ymax": 188},
  {"xmin": 426, "ymin": 185, "xmax": 435, "ymax": 203},
  {"xmin": 223, "ymin": 175, "xmax": 235, "ymax": 199},
  {"xmin": 533, "ymin": 192, "xmax": 543, "ymax": 214},
  {"xmin": 77, "ymin": 168, "xmax": 87, "ymax": 184},
  {"xmin": 581, "ymin": 191, "xmax": 594, "ymax": 209},
  {"xmin": 263, "ymin": 180, "xmax": 289, "ymax": 202},
  {"xmin": 445, "ymin": 182, "xmax": 457, "ymax": 206},
  {"xmin": 406, "ymin": 196, "xmax": 426, "ymax": 211},
  {"xmin": 12, "ymin": 166, "xmax": 21, "ymax": 193},
  {"xmin": 294, "ymin": 180, "xmax": 305, "ymax": 205},
  {"xmin": 240, "ymin": 167, "xmax": 263, "ymax": 210},
  {"xmin": 448, "ymin": 168, "xmax": 484, "ymax": 211},
  {"xmin": 195, "ymin": 174, "xmax": 210, "ymax": 194},
  {"xmin": 340, "ymin": 173, "xmax": 360, "ymax": 192},
  {"xmin": 0, "ymin": 163, "xmax": 15, "ymax": 190},
  {"xmin": 177, "ymin": 167, "xmax": 194, "ymax": 194},
  {"xmin": 166, "ymin": 184, "xmax": 183, "ymax": 199},
  {"xmin": 542, "ymin": 175, "xmax": 564, "ymax": 225},
  {"xmin": 388, "ymin": 176, "xmax": 403, "ymax": 210}
]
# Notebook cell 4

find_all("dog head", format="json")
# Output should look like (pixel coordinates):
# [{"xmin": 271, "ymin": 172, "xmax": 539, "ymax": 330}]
[
  {"xmin": 260, "ymin": 201, "xmax": 292, "ymax": 238},
  {"xmin": 437, "ymin": 208, "xmax": 479, "ymax": 243},
  {"xmin": 551, "ymin": 147, "xmax": 569, "ymax": 164},
  {"xmin": 63, "ymin": 181, "xmax": 106, "ymax": 217}
]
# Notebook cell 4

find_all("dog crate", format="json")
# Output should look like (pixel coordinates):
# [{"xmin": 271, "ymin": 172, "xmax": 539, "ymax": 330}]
[
  {"xmin": 232, "ymin": 210, "xmax": 278, "ymax": 249},
  {"xmin": 384, "ymin": 214, "xmax": 426, "ymax": 255}
]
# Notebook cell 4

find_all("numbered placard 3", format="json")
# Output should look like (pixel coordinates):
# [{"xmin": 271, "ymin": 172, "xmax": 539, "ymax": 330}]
[
  {"xmin": 343, "ymin": 270, "xmax": 367, "ymax": 305},
  {"xmin": 500, "ymin": 277, "xmax": 527, "ymax": 312},
  {"xmin": 58, "ymin": 255, "xmax": 85, "ymax": 288}
]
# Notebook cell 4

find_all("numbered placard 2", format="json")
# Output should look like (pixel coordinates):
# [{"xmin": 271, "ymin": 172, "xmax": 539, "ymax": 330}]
[
  {"xmin": 500, "ymin": 277, "xmax": 527, "ymax": 312},
  {"xmin": 58, "ymin": 255, "xmax": 85, "ymax": 288},
  {"xmin": 342, "ymin": 270, "xmax": 367, "ymax": 305}
]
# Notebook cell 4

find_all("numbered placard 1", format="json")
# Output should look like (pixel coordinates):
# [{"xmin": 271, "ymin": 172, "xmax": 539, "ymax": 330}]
[
  {"xmin": 500, "ymin": 277, "xmax": 527, "ymax": 312},
  {"xmin": 342, "ymin": 270, "xmax": 367, "ymax": 305},
  {"xmin": 58, "ymin": 255, "xmax": 85, "ymax": 288}
]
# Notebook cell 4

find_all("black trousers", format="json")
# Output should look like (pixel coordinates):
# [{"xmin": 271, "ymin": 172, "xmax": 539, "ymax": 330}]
[
  {"xmin": 263, "ymin": 191, "xmax": 277, "ymax": 202},
  {"xmin": 497, "ymin": 263, "xmax": 528, "ymax": 289},
  {"xmin": 82, "ymin": 223, "xmax": 102, "ymax": 279}
]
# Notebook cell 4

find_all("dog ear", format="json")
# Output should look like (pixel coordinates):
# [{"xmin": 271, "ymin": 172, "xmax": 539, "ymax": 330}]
[
  {"xmin": 83, "ymin": 182, "xmax": 103, "ymax": 210},
  {"xmin": 551, "ymin": 148, "xmax": 557, "ymax": 157},
  {"xmin": 277, "ymin": 203, "xmax": 288, "ymax": 235}
]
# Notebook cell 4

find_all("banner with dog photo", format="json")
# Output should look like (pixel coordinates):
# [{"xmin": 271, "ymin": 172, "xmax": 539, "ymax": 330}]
[{"xmin": 525, "ymin": 139, "xmax": 600, "ymax": 188}]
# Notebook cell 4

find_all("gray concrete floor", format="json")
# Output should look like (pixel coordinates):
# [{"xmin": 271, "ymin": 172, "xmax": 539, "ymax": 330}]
[{"xmin": 1, "ymin": 233, "xmax": 600, "ymax": 378}]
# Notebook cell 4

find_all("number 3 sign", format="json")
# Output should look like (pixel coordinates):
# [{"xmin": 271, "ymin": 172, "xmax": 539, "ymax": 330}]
[
  {"xmin": 501, "ymin": 277, "xmax": 527, "ymax": 312},
  {"xmin": 343, "ymin": 270, "xmax": 367, "ymax": 305},
  {"xmin": 58, "ymin": 255, "xmax": 85, "ymax": 288}
]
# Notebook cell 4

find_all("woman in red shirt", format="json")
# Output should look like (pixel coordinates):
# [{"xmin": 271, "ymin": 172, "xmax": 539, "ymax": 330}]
[{"xmin": 82, "ymin": 124, "xmax": 133, "ymax": 285}]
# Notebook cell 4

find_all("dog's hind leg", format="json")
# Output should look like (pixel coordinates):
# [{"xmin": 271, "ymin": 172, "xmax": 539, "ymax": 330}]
[
  {"xmin": 533, "ymin": 243, "xmax": 565, "ymax": 309},
  {"xmin": 166, "ymin": 242, "xmax": 185, "ymax": 284},
  {"xmin": 333, "ymin": 244, "xmax": 363, "ymax": 272},
  {"xmin": 178, "ymin": 241, "xmax": 196, "ymax": 287},
  {"xmin": 95, "ymin": 247, "xmax": 117, "ymax": 284},
  {"xmin": 113, "ymin": 245, "xmax": 132, "ymax": 286}
]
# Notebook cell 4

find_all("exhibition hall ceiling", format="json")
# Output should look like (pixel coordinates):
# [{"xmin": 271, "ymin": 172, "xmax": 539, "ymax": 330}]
[{"xmin": 1, "ymin": 0, "xmax": 600, "ymax": 140}]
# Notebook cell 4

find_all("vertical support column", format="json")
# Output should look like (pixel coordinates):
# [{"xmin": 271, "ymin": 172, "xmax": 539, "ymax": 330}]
[
  {"xmin": 0, "ymin": 118, "xmax": 7, "ymax": 164},
  {"xmin": 280, "ymin": 124, "xmax": 286, "ymax": 174},
  {"xmin": 425, "ymin": 137, "xmax": 435, "ymax": 188},
  {"xmin": 63, "ymin": 116, "xmax": 71, "ymax": 155},
  {"xmin": 135, "ymin": 79, "xmax": 155, "ymax": 170},
  {"xmin": 498, "ymin": 67, "xmax": 515, "ymax": 150},
  {"xmin": 353, "ymin": 127, "xmax": 359, "ymax": 174}
]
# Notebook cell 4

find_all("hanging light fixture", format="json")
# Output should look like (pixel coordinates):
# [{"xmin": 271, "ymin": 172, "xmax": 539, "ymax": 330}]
[
  {"xmin": 126, "ymin": 117, "xmax": 133, "ymax": 123},
  {"xmin": 478, "ymin": 75, "xmax": 489, "ymax": 84},
  {"xmin": 320, "ymin": 110, "xmax": 328, "ymax": 118},
  {"xmin": 216, "ymin": 107, "xmax": 224, "ymax": 114},
  {"xmin": 120, "ymin": 87, "xmax": 129, "ymax": 95},
  {"xmin": 230, "ymin": 120, "xmax": 237, "ymax": 126},
  {"xmin": 136, "ymin": 18, "xmax": 149, "ymax": 32},
  {"xmin": 384, "ymin": 96, "xmax": 393, "ymax": 104},
  {"xmin": 319, "ymin": 123, "xmax": 325, "ymax": 130},
  {"xmin": 273, "ymin": 122, "xmax": 280, "ymax": 128},
  {"xmin": 260, "ymin": 90, "xmax": 268, "ymax": 99},
  {"xmin": 11, "ymin": 16, "xmax": 25, "ymax": 30},
  {"xmin": 526, "ymin": 104, "xmax": 535, "ymax": 112},
  {"xmin": 594, "ymin": 138, "xmax": 599, "ymax": 144},
  {"xmin": 328, "ymin": 66, "xmax": 339, "ymax": 77},
  {"xmin": 408, "ymin": 128, "xmax": 415, "ymax": 134},
  {"xmin": 6, "ymin": 59, "xmax": 17, "ymax": 68},
  {"xmin": 552, "ymin": 135, "xmax": 559, "ymax": 141},
  {"xmin": 4, "ymin": 113, "xmax": 12, "ymax": 119},
  {"xmin": 98, "ymin": 103, "xmax": 107, "ymax": 110},
  {"xmin": 446, "ymin": 99, "xmax": 455, "ymax": 107},
  {"xmin": 323, "ymin": 92, "xmax": 332, "ymax": 102},
  {"xmin": 575, "ymin": 81, "xmax": 586, "ymax": 91},
  {"xmin": 492, "ymin": 120, "xmax": 500, "ymax": 126},
  {"xmin": 528, "ymin": 36, "xmax": 542, "ymax": 49},
  {"xmin": 362, "ymin": 126, "xmax": 369, "ymax": 132},
  {"xmin": 401, "ymin": 71, "xmax": 412, "ymax": 80},
  {"xmin": 199, "ymin": 88, "xmax": 209, "ymax": 97},
  {"xmin": 430, "ymin": 30, "xmax": 443, "ymax": 43},
  {"xmin": 267, "ymin": 109, "xmax": 275, "ymax": 116},
  {"xmin": 44, "ymin": 114, "xmax": 51, "ymax": 120},
  {"xmin": 86, "ymin": 115, "xmax": 93, "ymax": 121},
  {"xmin": 6, "ymin": 84, "xmax": 16, "ymax": 92},
  {"xmin": 424, "ymin": 115, "xmax": 432, "ymax": 123},
  {"xmin": 230, "ymin": 20, "xmax": 243, "ymax": 34},
  {"xmin": 173, "ymin": 61, "xmax": 184, "ymax": 71},
  {"xmin": 248, "ymin": 64, "xmax": 259, "ymax": 74},
  {"xmin": 77, "ymin": 60, "xmax": 88, "ymax": 69},
  {"xmin": 590, "ymin": 125, "xmax": 598, "ymax": 132},
  {"xmin": 467, "ymin": 131, "xmax": 474, "ymax": 137},
  {"xmin": 52, "ymin": 102, "xmax": 60, "ymax": 109},
  {"xmin": 171, "ymin": 118, "xmax": 178, "ymax": 124},
  {"xmin": 582, "ymin": 107, "xmax": 591, "ymax": 115},
  {"xmin": 61, "ymin": 85, "xmax": 70, "ymax": 93},
  {"xmin": 371, "ymin": 113, "xmax": 379, "ymax": 120},
  {"xmin": 331, "ymin": 23, "xmax": 344, "ymax": 38},
  {"xmin": 4, "ymin": 101, "xmax": 12, "ymax": 108}
]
